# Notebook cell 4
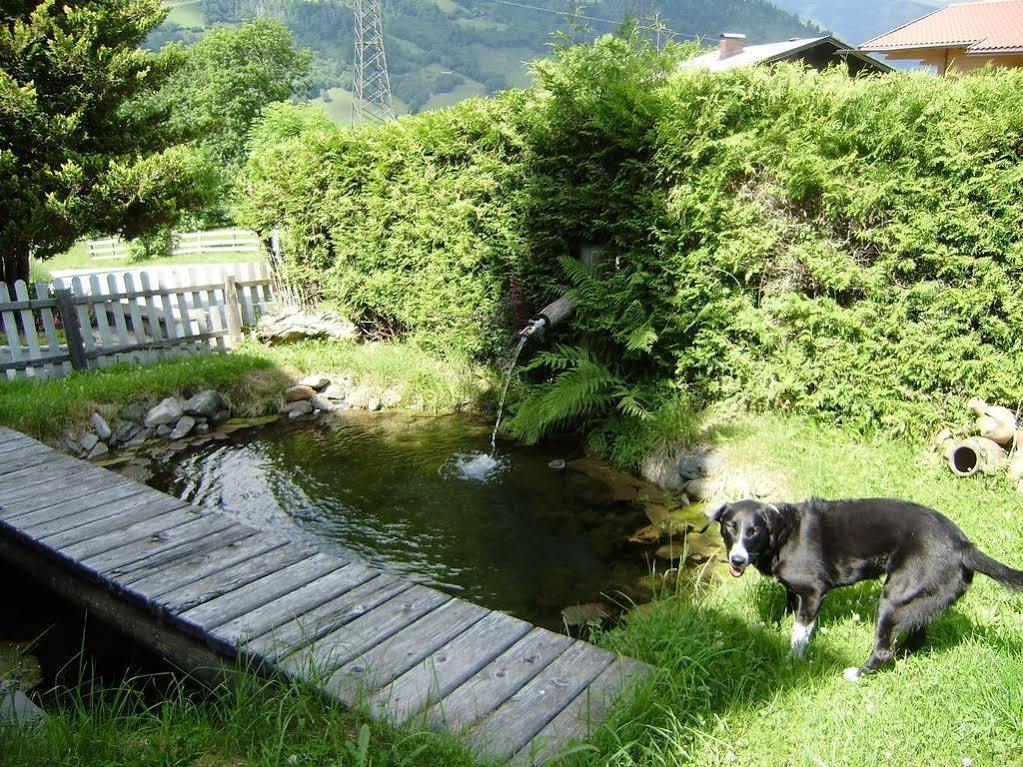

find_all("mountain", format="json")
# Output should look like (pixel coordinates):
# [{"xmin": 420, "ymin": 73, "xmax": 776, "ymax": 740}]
[
  {"xmin": 768, "ymin": 0, "xmax": 944, "ymax": 45},
  {"xmin": 154, "ymin": 0, "xmax": 819, "ymax": 123}
]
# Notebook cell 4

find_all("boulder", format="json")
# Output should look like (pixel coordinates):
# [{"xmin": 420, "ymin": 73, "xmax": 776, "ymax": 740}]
[
  {"xmin": 310, "ymin": 394, "xmax": 335, "ymax": 412},
  {"xmin": 169, "ymin": 416, "xmax": 196, "ymax": 441},
  {"xmin": 255, "ymin": 308, "xmax": 359, "ymax": 345},
  {"xmin": 322, "ymin": 383, "xmax": 349, "ymax": 403},
  {"xmin": 80, "ymin": 432, "xmax": 100, "ymax": 453},
  {"xmin": 120, "ymin": 403, "xmax": 145, "ymax": 424},
  {"xmin": 111, "ymin": 422, "xmax": 139, "ymax": 447},
  {"xmin": 210, "ymin": 408, "xmax": 231, "ymax": 426},
  {"xmin": 123, "ymin": 428, "xmax": 154, "ymax": 448},
  {"xmin": 285, "ymin": 385, "xmax": 317, "ymax": 402},
  {"xmin": 367, "ymin": 397, "xmax": 382, "ymax": 412},
  {"xmin": 561, "ymin": 603, "xmax": 608, "ymax": 628},
  {"xmin": 87, "ymin": 441, "xmax": 109, "ymax": 460},
  {"xmin": 640, "ymin": 449, "xmax": 685, "ymax": 491},
  {"xmin": 283, "ymin": 400, "xmax": 313, "ymax": 417},
  {"xmin": 156, "ymin": 424, "xmax": 173, "ymax": 438},
  {"xmin": 183, "ymin": 390, "xmax": 228, "ymax": 419},
  {"xmin": 194, "ymin": 422, "xmax": 210, "ymax": 436},
  {"xmin": 145, "ymin": 397, "xmax": 184, "ymax": 428},
  {"xmin": 299, "ymin": 376, "xmax": 330, "ymax": 391},
  {"xmin": 90, "ymin": 413, "xmax": 112, "ymax": 442}
]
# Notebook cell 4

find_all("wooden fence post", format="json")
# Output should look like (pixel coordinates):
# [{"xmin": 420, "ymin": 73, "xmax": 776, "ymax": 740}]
[
  {"xmin": 54, "ymin": 289, "xmax": 88, "ymax": 371},
  {"xmin": 224, "ymin": 275, "xmax": 243, "ymax": 349}
]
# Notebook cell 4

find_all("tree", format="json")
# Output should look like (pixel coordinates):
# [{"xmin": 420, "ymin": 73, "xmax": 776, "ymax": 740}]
[
  {"xmin": 158, "ymin": 19, "xmax": 311, "ymax": 172},
  {"xmin": 0, "ymin": 0, "xmax": 217, "ymax": 287}
]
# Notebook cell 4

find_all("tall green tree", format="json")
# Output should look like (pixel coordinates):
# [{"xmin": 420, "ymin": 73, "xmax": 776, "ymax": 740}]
[
  {"xmin": 159, "ymin": 19, "xmax": 311, "ymax": 172},
  {"xmin": 0, "ymin": 0, "xmax": 217, "ymax": 287}
]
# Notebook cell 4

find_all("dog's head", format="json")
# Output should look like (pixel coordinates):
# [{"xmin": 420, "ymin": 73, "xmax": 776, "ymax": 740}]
[{"xmin": 707, "ymin": 500, "xmax": 783, "ymax": 578}]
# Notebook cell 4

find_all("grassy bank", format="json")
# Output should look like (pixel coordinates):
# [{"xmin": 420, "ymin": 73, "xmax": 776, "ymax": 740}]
[
  {"xmin": 0, "ymin": 339, "xmax": 496, "ymax": 442},
  {"xmin": 4, "ymin": 411, "xmax": 1023, "ymax": 765}
]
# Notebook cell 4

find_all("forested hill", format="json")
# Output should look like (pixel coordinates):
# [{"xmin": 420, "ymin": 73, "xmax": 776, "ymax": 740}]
[{"xmin": 153, "ymin": 0, "xmax": 818, "ymax": 121}]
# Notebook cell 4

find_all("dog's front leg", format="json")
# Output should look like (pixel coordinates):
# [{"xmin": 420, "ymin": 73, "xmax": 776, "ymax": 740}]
[{"xmin": 789, "ymin": 590, "xmax": 824, "ymax": 659}]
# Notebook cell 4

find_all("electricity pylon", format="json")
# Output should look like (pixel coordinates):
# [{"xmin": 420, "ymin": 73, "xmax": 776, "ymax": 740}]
[{"xmin": 353, "ymin": 0, "xmax": 395, "ymax": 123}]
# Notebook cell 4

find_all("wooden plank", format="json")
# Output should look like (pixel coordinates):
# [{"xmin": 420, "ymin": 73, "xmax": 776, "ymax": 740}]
[
  {"xmin": 0, "ymin": 458, "xmax": 99, "ymax": 503},
  {"xmin": 368, "ymin": 610, "xmax": 533, "ymax": 724},
  {"xmin": 467, "ymin": 642, "xmax": 616, "ymax": 762},
  {"xmin": 327, "ymin": 598, "xmax": 490, "ymax": 705},
  {"xmin": 122, "ymin": 273, "xmax": 150, "ymax": 363},
  {"xmin": 80, "ymin": 514, "xmax": 242, "ymax": 578},
  {"xmin": 176, "ymin": 553, "xmax": 343, "ymax": 637},
  {"xmin": 0, "ymin": 482, "xmax": 144, "ymax": 527},
  {"xmin": 40, "ymin": 495, "xmax": 191, "ymax": 552},
  {"xmin": 13, "ymin": 281, "xmax": 43, "ymax": 377},
  {"xmin": 239, "ymin": 262, "xmax": 256, "ymax": 325},
  {"xmin": 155, "ymin": 543, "xmax": 314, "ymax": 615},
  {"xmin": 106, "ymin": 274, "xmax": 133, "ymax": 362},
  {"xmin": 422, "ymin": 628, "xmax": 574, "ymax": 733},
  {"xmin": 124, "ymin": 530, "xmax": 290, "ymax": 597},
  {"xmin": 35, "ymin": 280, "xmax": 66, "ymax": 376},
  {"xmin": 277, "ymin": 585, "xmax": 451, "ymax": 680},
  {"xmin": 2, "ymin": 480, "xmax": 146, "ymax": 532},
  {"xmin": 0, "ymin": 282, "xmax": 25, "ymax": 378},
  {"xmin": 70, "ymin": 277, "xmax": 97, "ymax": 360},
  {"xmin": 242, "ymin": 574, "xmax": 411, "ymax": 661},
  {"xmin": 212, "ymin": 561, "xmax": 378, "ymax": 648},
  {"xmin": 89, "ymin": 275, "xmax": 115, "ymax": 365},
  {"xmin": 138, "ymin": 272, "xmax": 164, "ymax": 346},
  {"xmin": 508, "ymin": 657, "xmax": 652, "ymax": 767},
  {"xmin": 157, "ymin": 277, "xmax": 180, "ymax": 348},
  {"xmin": 175, "ymin": 289, "xmax": 193, "ymax": 351},
  {"xmin": 107, "ymin": 524, "xmax": 257, "ymax": 583},
  {"xmin": 0, "ymin": 442, "xmax": 64, "ymax": 476}
]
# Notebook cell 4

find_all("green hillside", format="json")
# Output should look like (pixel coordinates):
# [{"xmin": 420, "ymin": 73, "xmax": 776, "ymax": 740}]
[{"xmin": 152, "ymin": 0, "xmax": 819, "ymax": 123}]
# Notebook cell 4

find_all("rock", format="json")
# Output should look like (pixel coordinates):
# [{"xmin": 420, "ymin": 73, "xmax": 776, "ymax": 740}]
[
  {"xmin": 111, "ymin": 422, "xmax": 138, "ymax": 446},
  {"xmin": 548, "ymin": 458, "xmax": 567, "ymax": 471},
  {"xmin": 561, "ymin": 603, "xmax": 609, "ymax": 627},
  {"xmin": 381, "ymin": 388, "xmax": 402, "ymax": 408},
  {"xmin": 64, "ymin": 435, "xmax": 85, "ymax": 458},
  {"xmin": 299, "ymin": 375, "xmax": 330, "ymax": 391},
  {"xmin": 156, "ymin": 424, "xmax": 173, "ymax": 438},
  {"xmin": 183, "ymin": 390, "xmax": 228, "ymax": 419},
  {"xmin": 284, "ymin": 400, "xmax": 313, "ymax": 417},
  {"xmin": 322, "ymin": 383, "xmax": 349, "ymax": 403},
  {"xmin": 640, "ymin": 449, "xmax": 685, "ymax": 491},
  {"xmin": 684, "ymin": 477, "xmax": 713, "ymax": 501},
  {"xmin": 210, "ymin": 408, "xmax": 231, "ymax": 426},
  {"xmin": 0, "ymin": 686, "xmax": 45, "ymax": 724},
  {"xmin": 120, "ymin": 403, "xmax": 145, "ymax": 424},
  {"xmin": 627, "ymin": 524, "xmax": 663, "ymax": 544},
  {"xmin": 90, "ymin": 413, "xmax": 112, "ymax": 442},
  {"xmin": 80, "ymin": 432, "xmax": 100, "ymax": 453},
  {"xmin": 655, "ymin": 541, "xmax": 685, "ymax": 561},
  {"xmin": 255, "ymin": 307, "xmax": 360, "ymax": 345},
  {"xmin": 144, "ymin": 397, "xmax": 184, "ymax": 428},
  {"xmin": 194, "ymin": 422, "xmax": 210, "ymax": 435},
  {"xmin": 87, "ymin": 441, "xmax": 109, "ymax": 460},
  {"xmin": 310, "ymin": 394, "xmax": 335, "ymax": 412},
  {"xmin": 123, "ymin": 428, "xmax": 153, "ymax": 448},
  {"xmin": 367, "ymin": 397, "xmax": 382, "ymax": 412},
  {"xmin": 169, "ymin": 416, "xmax": 196, "ymax": 441},
  {"xmin": 566, "ymin": 458, "xmax": 651, "ymax": 504},
  {"xmin": 285, "ymin": 385, "xmax": 317, "ymax": 402}
]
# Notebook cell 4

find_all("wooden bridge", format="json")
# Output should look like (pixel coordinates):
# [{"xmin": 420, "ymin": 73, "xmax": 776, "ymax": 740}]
[{"xmin": 0, "ymin": 426, "xmax": 652, "ymax": 764}]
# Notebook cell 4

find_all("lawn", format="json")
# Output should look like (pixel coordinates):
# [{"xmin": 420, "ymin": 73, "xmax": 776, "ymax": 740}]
[{"xmin": 3, "ymin": 348, "xmax": 1023, "ymax": 765}]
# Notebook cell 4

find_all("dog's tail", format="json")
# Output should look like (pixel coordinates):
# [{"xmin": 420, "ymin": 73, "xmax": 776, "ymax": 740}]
[{"xmin": 964, "ymin": 546, "xmax": 1023, "ymax": 591}]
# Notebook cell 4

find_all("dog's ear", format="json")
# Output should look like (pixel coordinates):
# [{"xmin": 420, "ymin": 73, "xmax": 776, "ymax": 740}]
[{"xmin": 707, "ymin": 502, "xmax": 730, "ymax": 523}]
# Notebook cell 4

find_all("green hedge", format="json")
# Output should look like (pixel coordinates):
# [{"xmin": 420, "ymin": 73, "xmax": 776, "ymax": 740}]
[{"xmin": 239, "ymin": 35, "xmax": 1023, "ymax": 439}]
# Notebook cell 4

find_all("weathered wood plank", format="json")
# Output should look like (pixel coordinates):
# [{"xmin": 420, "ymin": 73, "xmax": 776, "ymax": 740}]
[
  {"xmin": 242, "ymin": 574, "xmax": 411, "ymax": 662},
  {"xmin": 467, "ymin": 642, "xmax": 616, "ymax": 762},
  {"xmin": 0, "ymin": 282, "xmax": 25, "ymax": 378},
  {"xmin": 0, "ymin": 482, "xmax": 145, "ymax": 526},
  {"xmin": 368, "ymin": 610, "xmax": 533, "ymax": 725},
  {"xmin": 176, "ymin": 553, "xmax": 343, "ymax": 638},
  {"xmin": 212, "ymin": 561, "xmax": 378, "ymax": 648},
  {"xmin": 122, "ymin": 530, "xmax": 287, "ymax": 596},
  {"xmin": 35, "ymin": 495, "xmax": 188, "ymax": 551},
  {"xmin": 35, "ymin": 280, "xmax": 66, "ymax": 376},
  {"xmin": 55, "ymin": 505, "xmax": 209, "ymax": 563},
  {"xmin": 508, "ymin": 657, "xmax": 652, "ymax": 767},
  {"xmin": 328, "ymin": 598, "xmax": 490, "ymax": 705},
  {"xmin": 13, "ymin": 281, "xmax": 43, "ymax": 376},
  {"xmin": 422, "ymin": 628, "xmax": 574, "ymax": 733},
  {"xmin": 0, "ymin": 442, "xmax": 57, "ymax": 475},
  {"xmin": 0, "ymin": 460, "xmax": 100, "ymax": 507},
  {"xmin": 16, "ymin": 488, "xmax": 161, "ymax": 540},
  {"xmin": 80, "ymin": 515, "xmax": 242, "ymax": 577},
  {"xmin": 108, "ymin": 524, "xmax": 257, "ymax": 583},
  {"xmin": 156, "ymin": 543, "xmax": 314, "ymax": 615},
  {"xmin": 278, "ymin": 585, "xmax": 451, "ymax": 679}
]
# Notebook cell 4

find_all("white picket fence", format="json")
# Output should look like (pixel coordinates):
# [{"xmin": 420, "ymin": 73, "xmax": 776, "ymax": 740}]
[
  {"xmin": 0, "ymin": 263, "xmax": 275, "ymax": 379},
  {"xmin": 86, "ymin": 229, "xmax": 262, "ymax": 261}
]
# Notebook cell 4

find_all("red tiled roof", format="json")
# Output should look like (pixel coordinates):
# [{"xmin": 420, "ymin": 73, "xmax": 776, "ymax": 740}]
[{"xmin": 861, "ymin": 0, "xmax": 1023, "ymax": 54}]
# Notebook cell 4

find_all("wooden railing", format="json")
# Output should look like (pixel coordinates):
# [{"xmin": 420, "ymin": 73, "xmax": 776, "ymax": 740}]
[
  {"xmin": 86, "ymin": 229, "xmax": 263, "ymax": 261},
  {"xmin": 0, "ymin": 264, "xmax": 274, "ymax": 379}
]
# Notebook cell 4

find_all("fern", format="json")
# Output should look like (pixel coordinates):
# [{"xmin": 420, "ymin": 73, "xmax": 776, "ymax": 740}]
[{"xmin": 506, "ymin": 345, "xmax": 648, "ymax": 443}]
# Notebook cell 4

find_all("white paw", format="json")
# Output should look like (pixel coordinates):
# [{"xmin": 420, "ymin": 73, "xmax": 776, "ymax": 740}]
[
  {"xmin": 788, "ymin": 644, "xmax": 807, "ymax": 660},
  {"xmin": 843, "ymin": 666, "xmax": 862, "ymax": 682}
]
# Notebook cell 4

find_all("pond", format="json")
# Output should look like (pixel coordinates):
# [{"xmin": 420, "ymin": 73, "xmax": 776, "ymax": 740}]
[{"xmin": 132, "ymin": 413, "xmax": 689, "ymax": 630}]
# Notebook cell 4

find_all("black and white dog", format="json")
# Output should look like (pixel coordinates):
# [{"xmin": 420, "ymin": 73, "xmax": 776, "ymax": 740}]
[{"xmin": 709, "ymin": 498, "xmax": 1023, "ymax": 680}]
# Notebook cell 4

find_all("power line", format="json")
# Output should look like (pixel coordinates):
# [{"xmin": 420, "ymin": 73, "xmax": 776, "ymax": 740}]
[{"xmin": 477, "ymin": 0, "xmax": 713, "ymax": 40}]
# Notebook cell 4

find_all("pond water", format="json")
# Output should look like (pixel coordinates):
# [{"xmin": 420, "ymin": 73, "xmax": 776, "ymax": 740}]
[{"xmin": 139, "ymin": 413, "xmax": 667, "ymax": 629}]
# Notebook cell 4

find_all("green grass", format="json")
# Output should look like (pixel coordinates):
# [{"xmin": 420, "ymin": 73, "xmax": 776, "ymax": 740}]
[
  {"xmin": 0, "ymin": 338, "xmax": 496, "ymax": 441},
  {"xmin": 164, "ymin": 0, "xmax": 204, "ymax": 28},
  {"xmin": 421, "ymin": 80, "xmax": 488, "ymax": 112},
  {"xmin": 308, "ymin": 87, "xmax": 413, "ymax": 126},
  {"xmin": 0, "ymin": 666, "xmax": 481, "ymax": 767},
  {"xmin": 586, "ymin": 412, "xmax": 1023, "ymax": 767}
]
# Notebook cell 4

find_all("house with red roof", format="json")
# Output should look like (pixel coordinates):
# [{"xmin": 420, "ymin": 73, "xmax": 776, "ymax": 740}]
[{"xmin": 860, "ymin": 0, "xmax": 1023, "ymax": 75}]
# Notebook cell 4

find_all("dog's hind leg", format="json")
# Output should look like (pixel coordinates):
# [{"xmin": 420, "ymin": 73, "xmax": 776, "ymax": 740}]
[{"xmin": 789, "ymin": 589, "xmax": 824, "ymax": 659}]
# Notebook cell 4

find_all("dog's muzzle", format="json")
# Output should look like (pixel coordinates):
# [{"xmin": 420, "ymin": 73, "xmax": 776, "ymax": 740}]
[{"xmin": 728, "ymin": 552, "xmax": 748, "ymax": 578}]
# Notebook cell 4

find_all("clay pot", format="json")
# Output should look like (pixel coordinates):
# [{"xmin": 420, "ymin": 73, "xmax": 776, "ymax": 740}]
[
  {"xmin": 968, "ymin": 398, "xmax": 1017, "ymax": 446},
  {"xmin": 945, "ymin": 436, "xmax": 1007, "ymax": 477}
]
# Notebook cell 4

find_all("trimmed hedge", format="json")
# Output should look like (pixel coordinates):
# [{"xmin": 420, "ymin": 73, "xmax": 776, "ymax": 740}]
[{"xmin": 239, "ymin": 36, "xmax": 1023, "ymax": 438}]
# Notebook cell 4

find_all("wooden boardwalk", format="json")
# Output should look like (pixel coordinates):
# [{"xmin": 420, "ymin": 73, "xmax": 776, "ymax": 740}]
[{"xmin": 0, "ymin": 427, "xmax": 652, "ymax": 764}]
